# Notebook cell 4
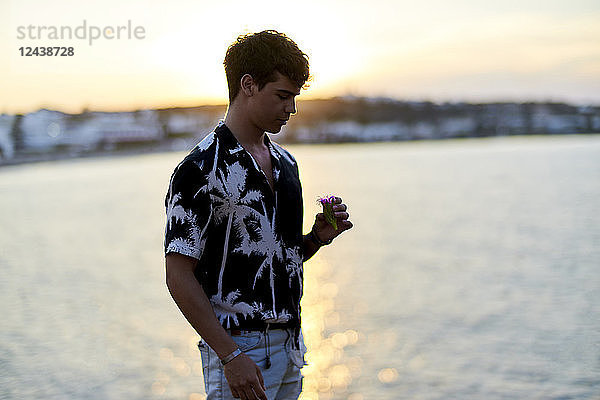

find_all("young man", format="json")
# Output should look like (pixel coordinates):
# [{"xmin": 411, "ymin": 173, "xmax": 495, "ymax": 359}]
[{"xmin": 164, "ymin": 30, "xmax": 353, "ymax": 400}]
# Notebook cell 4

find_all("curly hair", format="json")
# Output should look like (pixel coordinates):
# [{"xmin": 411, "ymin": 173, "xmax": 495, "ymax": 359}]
[{"xmin": 224, "ymin": 30, "xmax": 310, "ymax": 103}]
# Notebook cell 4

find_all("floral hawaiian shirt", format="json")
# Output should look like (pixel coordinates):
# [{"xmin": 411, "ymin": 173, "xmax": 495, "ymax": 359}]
[{"xmin": 164, "ymin": 121, "xmax": 304, "ymax": 332}]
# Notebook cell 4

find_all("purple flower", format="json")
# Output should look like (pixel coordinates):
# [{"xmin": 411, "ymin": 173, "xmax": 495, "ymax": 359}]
[{"xmin": 316, "ymin": 195, "xmax": 337, "ymax": 230}]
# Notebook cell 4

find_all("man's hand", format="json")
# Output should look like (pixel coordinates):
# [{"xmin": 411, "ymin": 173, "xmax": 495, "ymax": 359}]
[
  {"xmin": 313, "ymin": 196, "xmax": 353, "ymax": 243},
  {"xmin": 223, "ymin": 353, "xmax": 267, "ymax": 400}
]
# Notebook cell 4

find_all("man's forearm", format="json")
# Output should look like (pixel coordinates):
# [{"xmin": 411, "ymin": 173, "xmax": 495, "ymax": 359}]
[
  {"xmin": 302, "ymin": 233, "xmax": 321, "ymax": 262},
  {"xmin": 166, "ymin": 267, "xmax": 238, "ymax": 359}
]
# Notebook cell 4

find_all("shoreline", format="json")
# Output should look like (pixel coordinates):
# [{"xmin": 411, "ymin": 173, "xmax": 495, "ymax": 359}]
[
  {"xmin": 0, "ymin": 141, "xmax": 176, "ymax": 168},
  {"xmin": 1, "ymin": 132, "xmax": 598, "ymax": 168}
]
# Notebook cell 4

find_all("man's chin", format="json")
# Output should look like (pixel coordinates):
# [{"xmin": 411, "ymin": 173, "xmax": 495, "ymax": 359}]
[{"xmin": 265, "ymin": 125, "xmax": 283, "ymax": 134}]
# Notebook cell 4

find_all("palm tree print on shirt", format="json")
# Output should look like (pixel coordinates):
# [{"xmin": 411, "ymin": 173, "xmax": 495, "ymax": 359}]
[
  {"xmin": 208, "ymin": 160, "xmax": 265, "ymax": 328},
  {"xmin": 233, "ymin": 200, "xmax": 284, "ymax": 320}
]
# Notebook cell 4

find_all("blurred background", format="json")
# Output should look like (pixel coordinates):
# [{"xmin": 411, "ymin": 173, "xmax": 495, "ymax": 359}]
[{"xmin": 1, "ymin": 1, "xmax": 599, "ymax": 399}]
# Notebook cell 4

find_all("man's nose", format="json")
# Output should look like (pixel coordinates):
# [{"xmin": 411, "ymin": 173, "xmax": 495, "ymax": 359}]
[{"xmin": 286, "ymin": 98, "xmax": 297, "ymax": 115}]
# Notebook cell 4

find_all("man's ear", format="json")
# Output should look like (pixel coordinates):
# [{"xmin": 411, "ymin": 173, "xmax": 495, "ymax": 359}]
[{"xmin": 240, "ymin": 74, "xmax": 255, "ymax": 97}]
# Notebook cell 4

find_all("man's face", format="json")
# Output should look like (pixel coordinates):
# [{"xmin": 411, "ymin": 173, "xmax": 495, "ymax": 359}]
[{"xmin": 248, "ymin": 71, "xmax": 301, "ymax": 134}]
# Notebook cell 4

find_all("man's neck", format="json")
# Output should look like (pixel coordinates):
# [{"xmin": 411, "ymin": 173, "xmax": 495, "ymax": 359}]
[{"xmin": 223, "ymin": 102, "xmax": 266, "ymax": 151}]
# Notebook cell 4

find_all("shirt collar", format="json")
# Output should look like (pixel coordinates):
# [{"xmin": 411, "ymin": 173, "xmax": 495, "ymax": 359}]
[
  {"xmin": 216, "ymin": 120, "xmax": 282, "ymax": 160},
  {"xmin": 215, "ymin": 120, "xmax": 283, "ymax": 177}
]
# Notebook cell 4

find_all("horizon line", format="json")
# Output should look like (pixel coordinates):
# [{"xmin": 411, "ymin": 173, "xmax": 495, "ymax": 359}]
[{"xmin": 3, "ymin": 94, "xmax": 600, "ymax": 116}]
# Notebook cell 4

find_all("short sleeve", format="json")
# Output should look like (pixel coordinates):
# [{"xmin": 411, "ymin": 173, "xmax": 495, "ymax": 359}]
[{"xmin": 164, "ymin": 159, "xmax": 212, "ymax": 260}]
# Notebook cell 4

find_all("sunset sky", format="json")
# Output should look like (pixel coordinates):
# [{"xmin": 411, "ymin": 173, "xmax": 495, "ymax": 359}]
[{"xmin": 1, "ymin": 0, "xmax": 599, "ymax": 114}]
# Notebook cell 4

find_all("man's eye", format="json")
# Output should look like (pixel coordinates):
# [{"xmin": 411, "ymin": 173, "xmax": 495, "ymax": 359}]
[{"xmin": 277, "ymin": 95, "xmax": 289, "ymax": 100}]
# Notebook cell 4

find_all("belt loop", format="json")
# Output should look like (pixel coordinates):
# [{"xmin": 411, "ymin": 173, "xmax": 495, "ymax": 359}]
[
  {"xmin": 284, "ymin": 328, "xmax": 291, "ymax": 350},
  {"xmin": 264, "ymin": 323, "xmax": 271, "ymax": 369},
  {"xmin": 293, "ymin": 326, "xmax": 300, "ymax": 350}
]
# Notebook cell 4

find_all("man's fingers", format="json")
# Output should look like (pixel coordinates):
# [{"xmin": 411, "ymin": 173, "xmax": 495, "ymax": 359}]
[
  {"xmin": 240, "ymin": 386, "xmax": 255, "ymax": 400},
  {"xmin": 234, "ymin": 387, "xmax": 247, "ymax": 400},
  {"xmin": 252, "ymin": 384, "xmax": 268, "ymax": 400},
  {"xmin": 234, "ymin": 386, "xmax": 247, "ymax": 400},
  {"xmin": 230, "ymin": 387, "xmax": 240, "ymax": 398},
  {"xmin": 334, "ymin": 203, "xmax": 347, "ymax": 211},
  {"xmin": 256, "ymin": 366, "xmax": 266, "ymax": 390}
]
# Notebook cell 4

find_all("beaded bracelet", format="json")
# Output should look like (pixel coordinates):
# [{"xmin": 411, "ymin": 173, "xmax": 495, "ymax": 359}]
[{"xmin": 308, "ymin": 226, "xmax": 332, "ymax": 246}]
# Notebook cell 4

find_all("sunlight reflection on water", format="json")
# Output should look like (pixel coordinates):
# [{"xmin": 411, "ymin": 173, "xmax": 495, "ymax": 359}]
[{"xmin": 300, "ymin": 259, "xmax": 363, "ymax": 399}]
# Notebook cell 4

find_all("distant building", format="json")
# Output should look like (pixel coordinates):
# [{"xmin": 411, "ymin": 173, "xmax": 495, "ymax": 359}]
[
  {"xmin": 438, "ymin": 116, "xmax": 477, "ymax": 138},
  {"xmin": 90, "ymin": 110, "xmax": 163, "ymax": 149},
  {"xmin": 546, "ymin": 114, "xmax": 586, "ymax": 133},
  {"xmin": 18, "ymin": 109, "xmax": 163, "ymax": 153},
  {"xmin": 411, "ymin": 121, "xmax": 437, "ymax": 139},
  {"xmin": 164, "ymin": 111, "xmax": 212, "ymax": 136},
  {"xmin": 362, "ymin": 122, "xmax": 411, "ymax": 141},
  {"xmin": 0, "ymin": 114, "xmax": 16, "ymax": 160},
  {"xmin": 20, "ymin": 109, "xmax": 66, "ymax": 151},
  {"xmin": 592, "ymin": 116, "xmax": 600, "ymax": 131},
  {"xmin": 530, "ymin": 104, "xmax": 588, "ymax": 134}
]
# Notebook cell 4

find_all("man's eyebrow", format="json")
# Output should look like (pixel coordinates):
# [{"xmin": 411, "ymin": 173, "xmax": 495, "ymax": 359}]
[{"xmin": 276, "ymin": 89, "xmax": 300, "ymax": 96}]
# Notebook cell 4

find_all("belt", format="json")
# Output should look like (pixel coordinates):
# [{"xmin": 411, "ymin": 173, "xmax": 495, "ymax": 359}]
[
  {"xmin": 227, "ymin": 322, "xmax": 297, "ymax": 336},
  {"xmin": 226, "ymin": 322, "xmax": 301, "ymax": 370},
  {"xmin": 227, "ymin": 322, "xmax": 293, "ymax": 370},
  {"xmin": 229, "ymin": 329, "xmax": 253, "ymax": 336}
]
